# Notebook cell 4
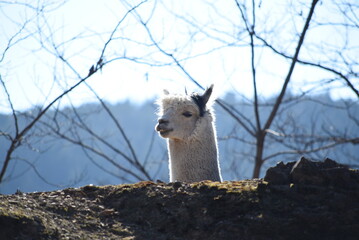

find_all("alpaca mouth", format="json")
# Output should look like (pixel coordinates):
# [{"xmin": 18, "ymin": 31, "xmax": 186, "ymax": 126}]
[{"xmin": 158, "ymin": 129, "xmax": 173, "ymax": 136}]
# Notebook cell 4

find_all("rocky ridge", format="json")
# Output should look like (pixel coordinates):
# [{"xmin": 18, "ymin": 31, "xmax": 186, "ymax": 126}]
[{"xmin": 1, "ymin": 157, "xmax": 359, "ymax": 240}]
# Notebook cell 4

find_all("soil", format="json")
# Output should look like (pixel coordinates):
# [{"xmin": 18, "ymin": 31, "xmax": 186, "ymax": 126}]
[{"xmin": 1, "ymin": 157, "xmax": 359, "ymax": 240}]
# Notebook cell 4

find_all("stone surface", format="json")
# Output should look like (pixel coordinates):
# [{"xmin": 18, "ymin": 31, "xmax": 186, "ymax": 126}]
[
  {"xmin": 265, "ymin": 157, "xmax": 359, "ymax": 189},
  {"xmin": 1, "ymin": 158, "xmax": 359, "ymax": 240},
  {"xmin": 263, "ymin": 161, "xmax": 296, "ymax": 184}
]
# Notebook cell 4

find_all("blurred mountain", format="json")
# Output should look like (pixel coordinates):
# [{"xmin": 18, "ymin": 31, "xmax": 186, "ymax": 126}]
[{"xmin": 0, "ymin": 93, "xmax": 358, "ymax": 194}]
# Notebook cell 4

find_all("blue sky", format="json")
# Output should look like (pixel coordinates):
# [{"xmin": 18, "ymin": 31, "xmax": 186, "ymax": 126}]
[{"xmin": 0, "ymin": 0, "xmax": 358, "ymax": 113}]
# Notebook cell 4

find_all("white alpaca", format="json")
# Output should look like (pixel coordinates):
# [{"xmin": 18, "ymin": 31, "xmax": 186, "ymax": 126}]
[{"xmin": 155, "ymin": 84, "xmax": 222, "ymax": 182}]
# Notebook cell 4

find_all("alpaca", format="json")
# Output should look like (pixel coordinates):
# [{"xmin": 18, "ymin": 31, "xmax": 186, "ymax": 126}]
[{"xmin": 155, "ymin": 84, "xmax": 222, "ymax": 182}]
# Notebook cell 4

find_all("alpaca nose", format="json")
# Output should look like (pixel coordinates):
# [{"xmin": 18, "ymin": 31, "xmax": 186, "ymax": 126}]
[
  {"xmin": 158, "ymin": 118, "xmax": 169, "ymax": 125},
  {"xmin": 156, "ymin": 118, "xmax": 169, "ymax": 132}
]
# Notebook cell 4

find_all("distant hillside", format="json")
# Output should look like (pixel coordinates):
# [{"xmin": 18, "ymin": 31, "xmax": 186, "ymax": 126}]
[{"xmin": 0, "ymin": 94, "xmax": 358, "ymax": 194}]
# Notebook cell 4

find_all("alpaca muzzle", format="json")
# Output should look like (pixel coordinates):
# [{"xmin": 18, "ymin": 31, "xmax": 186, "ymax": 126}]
[{"xmin": 155, "ymin": 119, "xmax": 173, "ymax": 136}]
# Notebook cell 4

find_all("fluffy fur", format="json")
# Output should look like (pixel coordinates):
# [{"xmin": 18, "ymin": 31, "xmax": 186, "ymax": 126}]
[{"xmin": 155, "ymin": 85, "xmax": 222, "ymax": 182}]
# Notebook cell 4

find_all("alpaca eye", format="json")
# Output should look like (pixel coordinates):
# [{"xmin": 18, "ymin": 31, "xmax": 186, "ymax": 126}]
[{"xmin": 182, "ymin": 111, "xmax": 192, "ymax": 118}]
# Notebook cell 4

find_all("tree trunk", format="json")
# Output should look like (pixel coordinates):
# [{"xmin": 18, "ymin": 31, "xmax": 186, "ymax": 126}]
[{"xmin": 252, "ymin": 134, "xmax": 265, "ymax": 178}]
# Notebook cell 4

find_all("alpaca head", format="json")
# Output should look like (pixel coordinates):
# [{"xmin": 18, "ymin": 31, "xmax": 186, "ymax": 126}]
[{"xmin": 155, "ymin": 85, "xmax": 214, "ymax": 140}]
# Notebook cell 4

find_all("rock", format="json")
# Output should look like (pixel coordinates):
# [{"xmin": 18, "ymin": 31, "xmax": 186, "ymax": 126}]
[
  {"xmin": 290, "ymin": 157, "xmax": 324, "ymax": 185},
  {"xmin": 1, "ymin": 158, "xmax": 359, "ymax": 239},
  {"xmin": 290, "ymin": 157, "xmax": 359, "ymax": 189},
  {"xmin": 264, "ymin": 161, "xmax": 296, "ymax": 184},
  {"xmin": 265, "ymin": 157, "xmax": 359, "ymax": 189}
]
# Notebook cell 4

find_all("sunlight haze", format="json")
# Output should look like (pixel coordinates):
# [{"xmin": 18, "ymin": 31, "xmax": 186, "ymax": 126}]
[{"xmin": 0, "ymin": 0, "xmax": 357, "ymax": 113}]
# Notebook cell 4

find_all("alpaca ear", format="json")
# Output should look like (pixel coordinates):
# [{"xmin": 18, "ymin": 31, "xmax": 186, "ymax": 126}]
[
  {"xmin": 163, "ymin": 89, "xmax": 170, "ymax": 95},
  {"xmin": 201, "ymin": 84, "xmax": 214, "ymax": 105}
]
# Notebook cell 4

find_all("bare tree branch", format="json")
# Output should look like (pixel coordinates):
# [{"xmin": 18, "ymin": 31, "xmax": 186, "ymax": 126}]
[
  {"xmin": 263, "ymin": 0, "xmax": 320, "ymax": 132},
  {"xmin": 254, "ymin": 34, "xmax": 359, "ymax": 98},
  {"xmin": 0, "ymin": 76, "xmax": 18, "ymax": 137},
  {"xmin": 0, "ymin": 0, "xmax": 151, "ymax": 185},
  {"xmin": 235, "ymin": 0, "xmax": 262, "ymax": 131}
]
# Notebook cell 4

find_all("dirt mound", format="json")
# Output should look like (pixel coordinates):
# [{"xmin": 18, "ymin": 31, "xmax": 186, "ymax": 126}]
[
  {"xmin": 264, "ymin": 157, "xmax": 359, "ymax": 188},
  {"xmin": 1, "ymin": 158, "xmax": 359, "ymax": 240}
]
